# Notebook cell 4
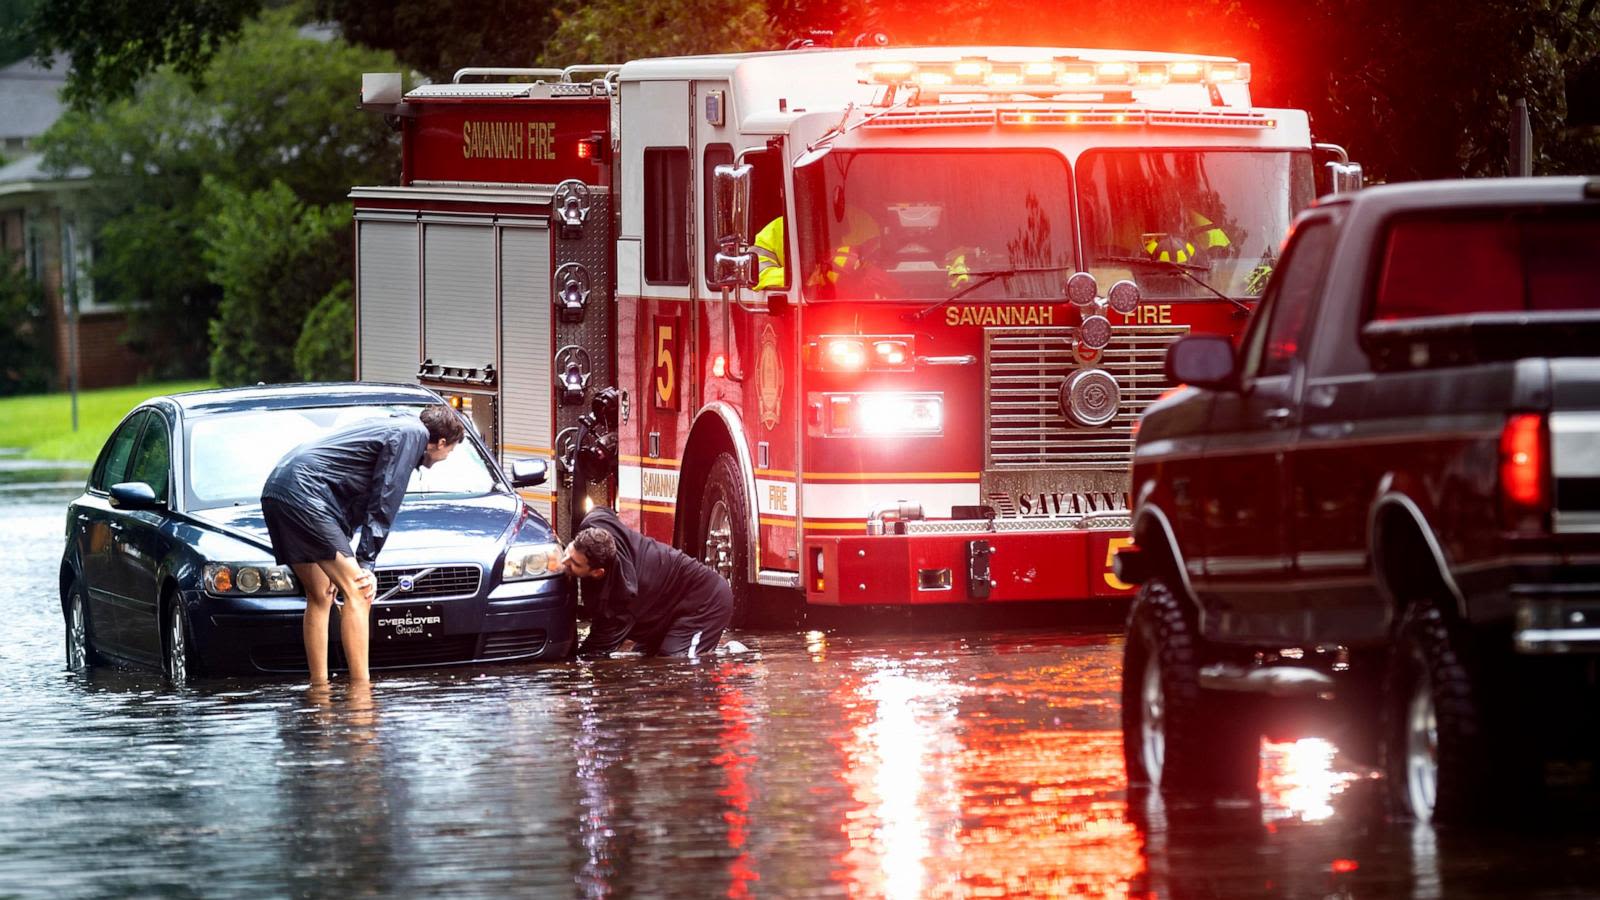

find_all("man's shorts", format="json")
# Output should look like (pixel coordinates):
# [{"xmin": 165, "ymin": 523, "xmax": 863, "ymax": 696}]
[{"xmin": 260, "ymin": 496, "xmax": 351, "ymax": 566}]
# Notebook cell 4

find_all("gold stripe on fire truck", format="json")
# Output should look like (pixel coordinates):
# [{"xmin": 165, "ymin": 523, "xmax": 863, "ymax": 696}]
[
  {"xmin": 803, "ymin": 471, "xmax": 980, "ymax": 482},
  {"xmin": 621, "ymin": 454, "xmax": 682, "ymax": 466},
  {"xmin": 503, "ymin": 443, "xmax": 554, "ymax": 455},
  {"xmin": 620, "ymin": 499, "xmax": 676, "ymax": 514}
]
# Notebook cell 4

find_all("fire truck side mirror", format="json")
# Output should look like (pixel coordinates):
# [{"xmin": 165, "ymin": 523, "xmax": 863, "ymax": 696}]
[{"xmin": 712, "ymin": 163, "xmax": 753, "ymax": 252}]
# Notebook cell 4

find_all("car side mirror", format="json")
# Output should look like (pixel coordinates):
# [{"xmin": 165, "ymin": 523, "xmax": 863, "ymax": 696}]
[
  {"xmin": 109, "ymin": 481, "xmax": 163, "ymax": 511},
  {"xmin": 1165, "ymin": 334, "xmax": 1239, "ymax": 391},
  {"xmin": 510, "ymin": 458, "xmax": 548, "ymax": 488}
]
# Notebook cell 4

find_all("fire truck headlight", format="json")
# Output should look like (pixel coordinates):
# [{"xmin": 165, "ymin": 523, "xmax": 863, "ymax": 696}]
[
  {"xmin": 858, "ymin": 393, "xmax": 943, "ymax": 436},
  {"xmin": 1079, "ymin": 313, "xmax": 1113, "ymax": 351},
  {"xmin": 502, "ymin": 541, "xmax": 564, "ymax": 581},
  {"xmin": 825, "ymin": 338, "xmax": 867, "ymax": 371},
  {"xmin": 1107, "ymin": 279, "xmax": 1141, "ymax": 315}
]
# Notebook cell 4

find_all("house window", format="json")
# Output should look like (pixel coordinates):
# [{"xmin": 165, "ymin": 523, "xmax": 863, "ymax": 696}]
[
  {"xmin": 644, "ymin": 147, "xmax": 690, "ymax": 285},
  {"xmin": 60, "ymin": 214, "xmax": 111, "ymax": 313}
]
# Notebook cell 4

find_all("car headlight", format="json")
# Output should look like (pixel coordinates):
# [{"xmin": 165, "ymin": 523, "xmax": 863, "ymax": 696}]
[
  {"xmin": 502, "ymin": 542, "xmax": 563, "ymax": 581},
  {"xmin": 203, "ymin": 562, "xmax": 298, "ymax": 596}
]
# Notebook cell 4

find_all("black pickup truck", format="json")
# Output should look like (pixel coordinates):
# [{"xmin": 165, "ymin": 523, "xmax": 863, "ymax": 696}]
[{"xmin": 1114, "ymin": 177, "xmax": 1600, "ymax": 822}]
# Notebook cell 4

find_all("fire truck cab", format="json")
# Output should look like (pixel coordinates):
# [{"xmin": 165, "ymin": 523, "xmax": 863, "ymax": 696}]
[{"xmin": 353, "ymin": 47, "xmax": 1359, "ymax": 624}]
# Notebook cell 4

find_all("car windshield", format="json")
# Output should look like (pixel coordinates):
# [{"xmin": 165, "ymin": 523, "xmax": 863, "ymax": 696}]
[
  {"xmin": 1078, "ymin": 149, "xmax": 1315, "ymax": 300},
  {"xmin": 794, "ymin": 150, "xmax": 1076, "ymax": 301},
  {"xmin": 184, "ymin": 404, "xmax": 498, "ymax": 510}
]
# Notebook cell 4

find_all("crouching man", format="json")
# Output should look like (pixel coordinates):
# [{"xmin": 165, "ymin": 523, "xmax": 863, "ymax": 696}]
[{"xmin": 562, "ymin": 507, "xmax": 733, "ymax": 659}]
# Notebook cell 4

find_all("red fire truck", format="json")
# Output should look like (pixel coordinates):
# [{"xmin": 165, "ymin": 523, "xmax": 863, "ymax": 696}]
[{"xmin": 353, "ymin": 46, "xmax": 1361, "ymax": 624}]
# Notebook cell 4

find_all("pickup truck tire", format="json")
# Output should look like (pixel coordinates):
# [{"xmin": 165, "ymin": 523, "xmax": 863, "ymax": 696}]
[
  {"xmin": 1122, "ymin": 577, "xmax": 1259, "ymax": 798},
  {"xmin": 1383, "ymin": 593, "xmax": 1489, "ymax": 823}
]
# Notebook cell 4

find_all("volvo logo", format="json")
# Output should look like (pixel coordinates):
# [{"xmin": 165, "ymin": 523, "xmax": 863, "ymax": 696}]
[{"xmin": 398, "ymin": 575, "xmax": 416, "ymax": 592}]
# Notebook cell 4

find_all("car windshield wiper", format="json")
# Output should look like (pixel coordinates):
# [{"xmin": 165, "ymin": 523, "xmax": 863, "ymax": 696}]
[
  {"xmin": 906, "ymin": 265, "xmax": 1080, "ymax": 321},
  {"xmin": 1094, "ymin": 254, "xmax": 1252, "ymax": 314}
]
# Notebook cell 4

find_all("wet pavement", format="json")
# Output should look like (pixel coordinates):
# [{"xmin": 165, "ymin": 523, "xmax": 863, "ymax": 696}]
[{"xmin": 6, "ymin": 469, "xmax": 1600, "ymax": 897}]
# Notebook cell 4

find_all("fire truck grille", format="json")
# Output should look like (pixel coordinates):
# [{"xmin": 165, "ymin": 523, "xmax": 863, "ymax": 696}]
[{"xmin": 985, "ymin": 325, "xmax": 1189, "ymax": 470}]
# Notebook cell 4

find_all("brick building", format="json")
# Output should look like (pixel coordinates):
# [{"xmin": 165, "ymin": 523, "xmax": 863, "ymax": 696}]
[{"xmin": 0, "ymin": 57, "xmax": 149, "ymax": 390}]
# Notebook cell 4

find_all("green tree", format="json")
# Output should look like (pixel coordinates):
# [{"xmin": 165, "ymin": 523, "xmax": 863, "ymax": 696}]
[
  {"xmin": 545, "ymin": 0, "xmax": 771, "ymax": 65},
  {"xmin": 294, "ymin": 278, "xmax": 354, "ymax": 381},
  {"xmin": 203, "ymin": 178, "xmax": 350, "ymax": 385},
  {"xmin": 0, "ymin": 251, "xmax": 54, "ymax": 395},
  {"xmin": 20, "ymin": 0, "xmax": 262, "ymax": 107},
  {"xmin": 0, "ymin": 0, "xmax": 41, "ymax": 68},
  {"xmin": 314, "ymin": 0, "xmax": 561, "ymax": 85},
  {"xmin": 36, "ymin": 8, "xmax": 399, "ymax": 377}
]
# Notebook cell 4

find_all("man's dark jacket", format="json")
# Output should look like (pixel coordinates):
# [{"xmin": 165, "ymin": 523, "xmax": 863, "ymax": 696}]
[
  {"xmin": 577, "ymin": 507, "xmax": 726, "ymax": 655},
  {"xmin": 261, "ymin": 415, "xmax": 428, "ymax": 567}
]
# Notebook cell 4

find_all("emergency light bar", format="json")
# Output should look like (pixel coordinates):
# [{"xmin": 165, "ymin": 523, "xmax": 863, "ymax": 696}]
[{"xmin": 861, "ymin": 57, "xmax": 1250, "ymax": 91}]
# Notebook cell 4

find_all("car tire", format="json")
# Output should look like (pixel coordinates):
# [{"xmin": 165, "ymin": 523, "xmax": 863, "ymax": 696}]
[
  {"xmin": 64, "ymin": 580, "xmax": 101, "ymax": 672},
  {"xmin": 1382, "ymin": 593, "xmax": 1489, "ymax": 823},
  {"xmin": 1122, "ymin": 577, "xmax": 1259, "ymax": 798},
  {"xmin": 698, "ymin": 452, "xmax": 755, "ymax": 628},
  {"xmin": 163, "ymin": 596, "xmax": 203, "ymax": 686}
]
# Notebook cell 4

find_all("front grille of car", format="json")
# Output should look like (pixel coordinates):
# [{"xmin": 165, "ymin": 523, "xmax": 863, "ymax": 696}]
[
  {"xmin": 374, "ymin": 565, "xmax": 482, "ymax": 601},
  {"xmin": 482, "ymin": 629, "xmax": 549, "ymax": 659},
  {"xmin": 986, "ymin": 325, "xmax": 1188, "ymax": 470},
  {"xmin": 251, "ymin": 635, "xmax": 484, "ymax": 671}
]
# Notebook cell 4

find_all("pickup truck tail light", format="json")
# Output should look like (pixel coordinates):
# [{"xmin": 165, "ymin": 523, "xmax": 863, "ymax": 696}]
[{"xmin": 1500, "ymin": 413, "xmax": 1549, "ymax": 532}]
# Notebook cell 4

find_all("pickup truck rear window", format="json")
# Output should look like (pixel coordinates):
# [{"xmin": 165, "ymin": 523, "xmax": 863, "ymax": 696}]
[{"xmin": 1373, "ymin": 211, "xmax": 1600, "ymax": 320}]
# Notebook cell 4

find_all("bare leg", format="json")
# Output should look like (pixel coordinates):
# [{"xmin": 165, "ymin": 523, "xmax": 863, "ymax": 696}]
[
  {"xmin": 318, "ymin": 554, "xmax": 376, "ymax": 683},
  {"xmin": 293, "ymin": 563, "xmax": 336, "ymax": 685}
]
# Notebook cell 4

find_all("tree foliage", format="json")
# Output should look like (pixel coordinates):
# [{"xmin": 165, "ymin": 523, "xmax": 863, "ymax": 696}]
[
  {"xmin": 313, "ymin": 0, "xmax": 560, "ymax": 85},
  {"xmin": 37, "ymin": 9, "xmax": 399, "ymax": 378},
  {"xmin": 544, "ymin": 0, "xmax": 771, "ymax": 66},
  {"xmin": 203, "ymin": 178, "xmax": 350, "ymax": 385},
  {"xmin": 20, "ymin": 0, "xmax": 263, "ymax": 107},
  {"xmin": 294, "ymin": 278, "xmax": 354, "ymax": 381},
  {"xmin": 0, "ymin": 252, "xmax": 54, "ymax": 395}
]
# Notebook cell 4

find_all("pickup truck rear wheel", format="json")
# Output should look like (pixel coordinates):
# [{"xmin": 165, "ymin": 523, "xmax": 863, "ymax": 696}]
[
  {"xmin": 1122, "ymin": 577, "xmax": 1259, "ymax": 798},
  {"xmin": 1383, "ymin": 594, "xmax": 1488, "ymax": 823}
]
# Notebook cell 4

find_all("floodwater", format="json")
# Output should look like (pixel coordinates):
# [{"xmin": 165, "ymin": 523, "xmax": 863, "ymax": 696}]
[{"xmin": 6, "ymin": 471, "xmax": 1600, "ymax": 898}]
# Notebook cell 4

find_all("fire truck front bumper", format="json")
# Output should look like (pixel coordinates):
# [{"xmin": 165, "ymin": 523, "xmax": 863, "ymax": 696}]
[{"xmin": 803, "ymin": 520, "xmax": 1137, "ymax": 606}]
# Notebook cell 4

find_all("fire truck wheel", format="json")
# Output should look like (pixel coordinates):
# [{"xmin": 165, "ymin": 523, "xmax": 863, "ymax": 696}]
[
  {"xmin": 699, "ymin": 452, "xmax": 754, "ymax": 628},
  {"xmin": 1122, "ymin": 577, "xmax": 1259, "ymax": 800}
]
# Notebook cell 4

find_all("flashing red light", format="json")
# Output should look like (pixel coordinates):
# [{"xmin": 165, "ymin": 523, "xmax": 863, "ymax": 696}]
[
  {"xmin": 1500, "ymin": 412, "xmax": 1548, "ymax": 530},
  {"xmin": 576, "ymin": 140, "xmax": 592, "ymax": 160},
  {"xmin": 1330, "ymin": 858, "xmax": 1359, "ymax": 874}
]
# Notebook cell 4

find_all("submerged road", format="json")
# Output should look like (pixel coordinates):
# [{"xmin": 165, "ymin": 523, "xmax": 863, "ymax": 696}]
[{"xmin": 4, "ymin": 475, "xmax": 1600, "ymax": 898}]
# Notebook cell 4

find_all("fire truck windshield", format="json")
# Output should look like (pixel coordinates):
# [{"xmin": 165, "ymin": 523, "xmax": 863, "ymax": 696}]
[
  {"xmin": 1077, "ymin": 149, "xmax": 1316, "ymax": 300},
  {"xmin": 794, "ymin": 150, "xmax": 1075, "ymax": 302}
]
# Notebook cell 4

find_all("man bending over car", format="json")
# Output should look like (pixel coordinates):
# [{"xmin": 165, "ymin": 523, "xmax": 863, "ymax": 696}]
[
  {"xmin": 261, "ymin": 404, "xmax": 463, "ymax": 684},
  {"xmin": 562, "ymin": 507, "xmax": 734, "ymax": 659}
]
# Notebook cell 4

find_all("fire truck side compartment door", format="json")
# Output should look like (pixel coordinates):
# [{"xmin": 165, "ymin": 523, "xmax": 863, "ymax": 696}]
[{"xmin": 356, "ymin": 218, "xmax": 421, "ymax": 383}]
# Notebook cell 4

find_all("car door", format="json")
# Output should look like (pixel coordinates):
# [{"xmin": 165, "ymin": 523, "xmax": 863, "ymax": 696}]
[
  {"xmin": 1196, "ymin": 218, "xmax": 1336, "ymax": 642},
  {"xmin": 73, "ymin": 410, "xmax": 148, "ymax": 656},
  {"xmin": 114, "ymin": 407, "xmax": 176, "ymax": 664}
]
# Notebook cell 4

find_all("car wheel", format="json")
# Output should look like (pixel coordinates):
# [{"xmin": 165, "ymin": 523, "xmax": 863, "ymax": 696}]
[
  {"xmin": 64, "ymin": 581, "xmax": 101, "ymax": 672},
  {"xmin": 1122, "ymin": 577, "xmax": 1259, "ymax": 798},
  {"xmin": 1383, "ymin": 593, "xmax": 1488, "ymax": 823},
  {"xmin": 698, "ymin": 452, "xmax": 755, "ymax": 628},
  {"xmin": 164, "ymin": 598, "xmax": 202, "ymax": 686}
]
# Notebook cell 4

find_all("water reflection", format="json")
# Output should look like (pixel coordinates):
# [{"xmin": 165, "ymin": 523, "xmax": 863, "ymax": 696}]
[{"xmin": 6, "ymin": 479, "xmax": 1600, "ymax": 897}]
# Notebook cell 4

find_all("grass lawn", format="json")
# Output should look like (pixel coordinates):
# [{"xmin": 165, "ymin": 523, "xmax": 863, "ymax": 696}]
[{"xmin": 0, "ymin": 381, "xmax": 215, "ymax": 463}]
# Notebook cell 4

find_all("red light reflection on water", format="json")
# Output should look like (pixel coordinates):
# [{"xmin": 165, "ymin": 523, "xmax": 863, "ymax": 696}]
[{"xmin": 827, "ymin": 653, "xmax": 1143, "ymax": 899}]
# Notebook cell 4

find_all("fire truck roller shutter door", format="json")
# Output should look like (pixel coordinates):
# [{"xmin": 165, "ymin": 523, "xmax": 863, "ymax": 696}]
[
  {"xmin": 356, "ymin": 219, "xmax": 421, "ymax": 383},
  {"xmin": 500, "ymin": 223, "xmax": 555, "ymax": 518}
]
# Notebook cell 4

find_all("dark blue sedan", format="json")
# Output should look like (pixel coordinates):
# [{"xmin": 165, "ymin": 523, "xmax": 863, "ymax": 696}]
[{"xmin": 60, "ymin": 383, "xmax": 574, "ymax": 682}]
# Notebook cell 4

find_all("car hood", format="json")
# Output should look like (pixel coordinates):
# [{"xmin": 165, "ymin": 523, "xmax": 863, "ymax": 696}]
[{"xmin": 190, "ymin": 493, "xmax": 528, "ymax": 561}]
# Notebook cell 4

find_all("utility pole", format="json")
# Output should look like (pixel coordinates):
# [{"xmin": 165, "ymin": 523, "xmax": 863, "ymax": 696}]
[
  {"xmin": 1511, "ymin": 98, "xmax": 1533, "ymax": 177},
  {"xmin": 62, "ymin": 217, "xmax": 80, "ymax": 432}
]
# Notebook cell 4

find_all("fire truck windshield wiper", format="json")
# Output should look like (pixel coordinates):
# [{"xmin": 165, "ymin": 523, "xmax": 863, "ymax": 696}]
[
  {"xmin": 906, "ymin": 265, "xmax": 1080, "ymax": 321},
  {"xmin": 1094, "ymin": 255, "xmax": 1253, "ymax": 313}
]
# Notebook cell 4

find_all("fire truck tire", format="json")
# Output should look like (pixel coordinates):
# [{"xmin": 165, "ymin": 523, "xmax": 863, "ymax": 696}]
[
  {"xmin": 1122, "ymin": 577, "xmax": 1260, "ymax": 800},
  {"xmin": 699, "ymin": 452, "xmax": 755, "ymax": 628}
]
